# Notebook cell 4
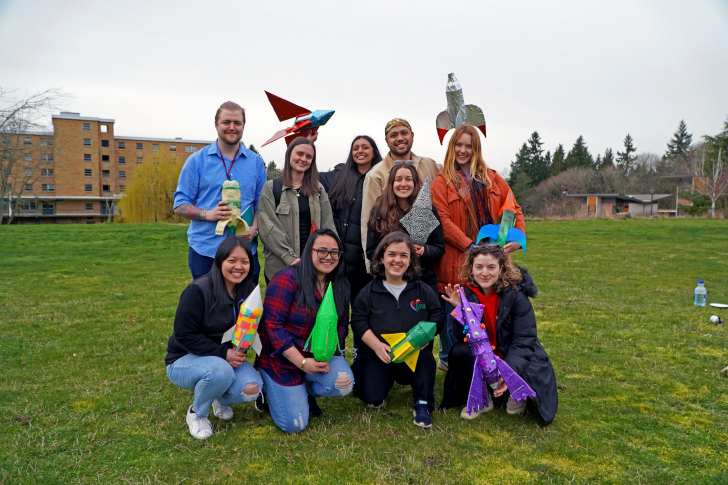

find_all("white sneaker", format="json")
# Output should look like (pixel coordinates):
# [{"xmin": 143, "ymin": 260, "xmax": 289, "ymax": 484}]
[
  {"xmin": 212, "ymin": 399, "xmax": 233, "ymax": 420},
  {"xmin": 186, "ymin": 406, "xmax": 213, "ymax": 440},
  {"xmin": 506, "ymin": 396, "xmax": 527, "ymax": 415},
  {"xmin": 460, "ymin": 398, "xmax": 494, "ymax": 420}
]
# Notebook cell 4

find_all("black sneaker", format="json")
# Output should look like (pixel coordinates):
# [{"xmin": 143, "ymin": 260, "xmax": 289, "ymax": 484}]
[
  {"xmin": 254, "ymin": 393, "xmax": 269, "ymax": 414},
  {"xmin": 308, "ymin": 395, "xmax": 323, "ymax": 418},
  {"xmin": 412, "ymin": 401, "xmax": 432, "ymax": 428}
]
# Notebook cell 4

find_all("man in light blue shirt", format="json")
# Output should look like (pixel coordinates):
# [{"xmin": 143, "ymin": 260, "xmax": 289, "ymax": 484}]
[{"xmin": 174, "ymin": 101, "xmax": 267, "ymax": 279}]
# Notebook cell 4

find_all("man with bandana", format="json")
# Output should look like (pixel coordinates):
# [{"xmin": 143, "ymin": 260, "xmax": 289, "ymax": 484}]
[{"xmin": 360, "ymin": 118, "xmax": 441, "ymax": 261}]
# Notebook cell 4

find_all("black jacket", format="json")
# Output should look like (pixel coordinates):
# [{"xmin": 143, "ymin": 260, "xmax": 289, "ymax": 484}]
[
  {"xmin": 351, "ymin": 278, "xmax": 446, "ymax": 352},
  {"xmin": 165, "ymin": 276, "xmax": 237, "ymax": 365},
  {"xmin": 454, "ymin": 268, "xmax": 558, "ymax": 425},
  {"xmin": 365, "ymin": 203, "xmax": 445, "ymax": 293},
  {"xmin": 320, "ymin": 165, "xmax": 370, "ymax": 292}
]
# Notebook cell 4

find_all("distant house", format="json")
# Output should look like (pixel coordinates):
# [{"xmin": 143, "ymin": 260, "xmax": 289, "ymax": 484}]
[{"xmin": 566, "ymin": 193, "xmax": 674, "ymax": 218}]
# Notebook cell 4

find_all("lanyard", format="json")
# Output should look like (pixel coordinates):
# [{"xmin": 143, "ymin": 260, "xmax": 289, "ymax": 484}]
[{"xmin": 220, "ymin": 145, "xmax": 240, "ymax": 180}]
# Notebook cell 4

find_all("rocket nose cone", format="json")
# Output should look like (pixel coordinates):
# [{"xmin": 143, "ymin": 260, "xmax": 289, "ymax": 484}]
[
  {"xmin": 421, "ymin": 320, "xmax": 437, "ymax": 338},
  {"xmin": 312, "ymin": 110, "xmax": 335, "ymax": 126}
]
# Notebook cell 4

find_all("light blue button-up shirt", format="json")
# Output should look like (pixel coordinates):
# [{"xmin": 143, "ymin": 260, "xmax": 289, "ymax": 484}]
[{"xmin": 173, "ymin": 140, "xmax": 267, "ymax": 258}]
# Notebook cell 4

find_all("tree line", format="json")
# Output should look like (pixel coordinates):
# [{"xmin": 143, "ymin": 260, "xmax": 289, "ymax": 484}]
[{"xmin": 506, "ymin": 118, "xmax": 728, "ymax": 217}]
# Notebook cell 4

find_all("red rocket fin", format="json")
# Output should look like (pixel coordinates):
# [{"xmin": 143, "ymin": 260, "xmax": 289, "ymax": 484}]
[
  {"xmin": 437, "ymin": 128, "xmax": 449, "ymax": 145},
  {"xmin": 265, "ymin": 91, "xmax": 310, "ymax": 122},
  {"xmin": 477, "ymin": 124, "xmax": 486, "ymax": 138},
  {"xmin": 284, "ymin": 126, "xmax": 317, "ymax": 145},
  {"xmin": 262, "ymin": 127, "xmax": 295, "ymax": 147}
]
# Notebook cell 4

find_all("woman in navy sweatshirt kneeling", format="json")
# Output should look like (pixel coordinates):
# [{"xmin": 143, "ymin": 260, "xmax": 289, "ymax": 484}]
[
  {"xmin": 351, "ymin": 231, "xmax": 445, "ymax": 428},
  {"xmin": 165, "ymin": 237, "xmax": 264, "ymax": 440}
]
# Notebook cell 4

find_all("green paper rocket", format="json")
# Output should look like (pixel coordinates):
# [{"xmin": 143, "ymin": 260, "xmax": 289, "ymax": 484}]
[
  {"xmin": 215, "ymin": 180, "xmax": 250, "ymax": 236},
  {"xmin": 303, "ymin": 284, "xmax": 340, "ymax": 362},
  {"xmin": 381, "ymin": 321, "xmax": 437, "ymax": 371}
]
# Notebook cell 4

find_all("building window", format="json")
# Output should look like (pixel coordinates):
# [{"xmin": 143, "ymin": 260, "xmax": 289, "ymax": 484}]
[
  {"xmin": 24, "ymin": 153, "xmax": 32, "ymax": 161},
  {"xmin": 101, "ymin": 140, "xmax": 109, "ymax": 148},
  {"xmin": 20, "ymin": 201, "xmax": 37, "ymax": 211},
  {"xmin": 23, "ymin": 137, "xmax": 32, "ymax": 145},
  {"xmin": 118, "ymin": 141, "xmax": 125, "ymax": 150},
  {"xmin": 41, "ymin": 202, "xmax": 54, "ymax": 214},
  {"xmin": 101, "ymin": 125, "xmax": 109, "ymax": 133},
  {"xmin": 185, "ymin": 145, "xmax": 198, "ymax": 153},
  {"xmin": 41, "ymin": 184, "xmax": 54, "ymax": 192},
  {"xmin": 40, "ymin": 138, "xmax": 53, "ymax": 146},
  {"xmin": 84, "ymin": 154, "xmax": 92, "ymax": 162},
  {"xmin": 152, "ymin": 143, "xmax": 159, "ymax": 151},
  {"xmin": 136, "ymin": 157, "xmax": 143, "ymax": 164},
  {"xmin": 136, "ymin": 142, "xmax": 143, "ymax": 150},
  {"xmin": 102, "ymin": 184, "xmax": 110, "ymax": 192},
  {"xmin": 83, "ymin": 122, "xmax": 91, "ymax": 131},
  {"xmin": 85, "ymin": 169, "xmax": 92, "ymax": 177},
  {"xmin": 83, "ymin": 138, "xmax": 91, "ymax": 146},
  {"xmin": 119, "ymin": 171, "xmax": 126, "ymax": 179},
  {"xmin": 86, "ymin": 203, "xmax": 93, "ymax": 211},
  {"xmin": 85, "ymin": 184, "xmax": 93, "ymax": 192},
  {"xmin": 102, "ymin": 170, "xmax": 110, "ymax": 178},
  {"xmin": 25, "ymin": 184, "xmax": 33, "ymax": 192},
  {"xmin": 169, "ymin": 144, "xmax": 177, "ymax": 152},
  {"xmin": 119, "ymin": 185, "xmax": 126, "ymax": 192},
  {"xmin": 5, "ymin": 182, "xmax": 11, "ymax": 191},
  {"xmin": 25, "ymin": 168, "xmax": 33, "ymax": 177},
  {"xmin": 41, "ymin": 168, "xmax": 54, "ymax": 177},
  {"xmin": 153, "ymin": 158, "xmax": 160, "ymax": 164},
  {"xmin": 41, "ymin": 153, "xmax": 53, "ymax": 161},
  {"xmin": 118, "ymin": 156, "xmax": 126, "ymax": 164},
  {"xmin": 171, "ymin": 158, "xmax": 177, "ymax": 163},
  {"xmin": 102, "ymin": 155, "xmax": 110, "ymax": 162}
]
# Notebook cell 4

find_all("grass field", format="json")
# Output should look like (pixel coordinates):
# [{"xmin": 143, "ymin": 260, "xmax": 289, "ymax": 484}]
[{"xmin": 2, "ymin": 219, "xmax": 728, "ymax": 485}]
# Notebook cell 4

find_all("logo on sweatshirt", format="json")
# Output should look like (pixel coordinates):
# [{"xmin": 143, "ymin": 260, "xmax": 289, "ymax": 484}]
[{"xmin": 410, "ymin": 299, "xmax": 426, "ymax": 311}]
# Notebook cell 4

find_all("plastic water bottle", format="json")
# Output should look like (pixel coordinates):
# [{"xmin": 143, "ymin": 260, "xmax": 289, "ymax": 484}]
[{"xmin": 694, "ymin": 279, "xmax": 707, "ymax": 307}]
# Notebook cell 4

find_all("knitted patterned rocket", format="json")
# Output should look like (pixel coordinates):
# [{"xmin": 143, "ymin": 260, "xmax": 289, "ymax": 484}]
[{"xmin": 451, "ymin": 286, "xmax": 536, "ymax": 415}]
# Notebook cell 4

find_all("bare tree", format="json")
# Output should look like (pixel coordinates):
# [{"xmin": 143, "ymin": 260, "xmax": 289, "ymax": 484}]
[
  {"xmin": 1, "ymin": 88, "xmax": 71, "ymax": 224},
  {"xmin": 690, "ymin": 145, "xmax": 728, "ymax": 217}
]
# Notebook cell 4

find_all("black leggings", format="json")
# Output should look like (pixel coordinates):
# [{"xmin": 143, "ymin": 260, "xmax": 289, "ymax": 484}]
[{"xmin": 352, "ymin": 346, "xmax": 436, "ymax": 411}]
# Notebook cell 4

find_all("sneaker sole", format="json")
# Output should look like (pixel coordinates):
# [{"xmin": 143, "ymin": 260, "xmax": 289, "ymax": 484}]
[
  {"xmin": 437, "ymin": 363, "xmax": 448, "ymax": 372},
  {"xmin": 412, "ymin": 418, "xmax": 432, "ymax": 428}
]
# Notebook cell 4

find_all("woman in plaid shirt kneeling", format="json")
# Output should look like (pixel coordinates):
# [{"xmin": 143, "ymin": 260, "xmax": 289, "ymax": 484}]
[{"xmin": 255, "ymin": 228, "xmax": 354, "ymax": 433}]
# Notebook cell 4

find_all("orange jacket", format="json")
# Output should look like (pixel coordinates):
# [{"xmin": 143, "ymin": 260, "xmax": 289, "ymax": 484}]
[{"xmin": 431, "ymin": 168, "xmax": 525, "ymax": 293}]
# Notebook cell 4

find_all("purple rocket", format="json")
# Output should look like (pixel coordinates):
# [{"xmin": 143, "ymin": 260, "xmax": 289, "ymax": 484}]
[{"xmin": 451, "ymin": 286, "xmax": 536, "ymax": 416}]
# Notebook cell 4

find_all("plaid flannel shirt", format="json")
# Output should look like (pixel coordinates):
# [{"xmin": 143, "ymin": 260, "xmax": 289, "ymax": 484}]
[{"xmin": 256, "ymin": 267, "xmax": 348, "ymax": 386}]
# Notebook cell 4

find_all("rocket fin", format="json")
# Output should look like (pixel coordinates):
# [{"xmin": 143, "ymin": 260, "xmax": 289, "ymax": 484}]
[
  {"xmin": 506, "ymin": 228, "xmax": 527, "ymax": 253},
  {"xmin": 381, "ymin": 332, "xmax": 406, "ymax": 347},
  {"xmin": 262, "ymin": 127, "xmax": 295, "ymax": 147},
  {"xmin": 463, "ymin": 105, "xmax": 485, "ymax": 131},
  {"xmin": 436, "ymin": 110, "xmax": 453, "ymax": 144},
  {"xmin": 476, "ymin": 224, "xmax": 500, "ymax": 245},
  {"xmin": 265, "ymin": 91, "xmax": 310, "ymax": 121},
  {"xmin": 404, "ymin": 350, "xmax": 420, "ymax": 372},
  {"xmin": 495, "ymin": 357, "xmax": 536, "ymax": 403}
]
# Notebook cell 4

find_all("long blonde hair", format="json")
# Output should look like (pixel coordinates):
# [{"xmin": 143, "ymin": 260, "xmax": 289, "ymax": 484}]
[{"xmin": 442, "ymin": 125, "xmax": 491, "ymax": 187}]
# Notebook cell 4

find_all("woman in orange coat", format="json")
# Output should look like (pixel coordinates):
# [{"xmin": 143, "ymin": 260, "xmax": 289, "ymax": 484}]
[{"xmin": 431, "ymin": 124, "xmax": 525, "ymax": 372}]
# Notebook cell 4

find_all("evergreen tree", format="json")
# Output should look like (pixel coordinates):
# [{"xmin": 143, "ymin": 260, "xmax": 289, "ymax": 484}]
[
  {"xmin": 549, "ymin": 144, "xmax": 566, "ymax": 176},
  {"xmin": 508, "ymin": 143, "xmax": 530, "ymax": 186},
  {"xmin": 600, "ymin": 148, "xmax": 615, "ymax": 169},
  {"xmin": 664, "ymin": 120, "xmax": 693, "ymax": 158},
  {"xmin": 525, "ymin": 131, "xmax": 550, "ymax": 185},
  {"xmin": 510, "ymin": 171, "xmax": 534, "ymax": 214},
  {"xmin": 266, "ymin": 160, "xmax": 281, "ymax": 180},
  {"xmin": 248, "ymin": 144, "xmax": 262, "ymax": 157},
  {"xmin": 595, "ymin": 154, "xmax": 602, "ymax": 168},
  {"xmin": 564, "ymin": 136, "xmax": 594, "ymax": 168},
  {"xmin": 616, "ymin": 134, "xmax": 637, "ymax": 175}
]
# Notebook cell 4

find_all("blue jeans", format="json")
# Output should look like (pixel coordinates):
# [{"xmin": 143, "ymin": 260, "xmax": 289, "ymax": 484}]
[
  {"xmin": 188, "ymin": 245, "xmax": 261, "ymax": 281},
  {"xmin": 259, "ymin": 356, "xmax": 354, "ymax": 434},
  {"xmin": 166, "ymin": 354, "xmax": 264, "ymax": 418},
  {"xmin": 438, "ymin": 300, "xmax": 455, "ymax": 362}
]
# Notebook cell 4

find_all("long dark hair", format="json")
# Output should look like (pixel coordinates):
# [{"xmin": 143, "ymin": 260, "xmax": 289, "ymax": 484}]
[
  {"xmin": 328, "ymin": 135, "xmax": 382, "ymax": 211},
  {"xmin": 207, "ymin": 236, "xmax": 256, "ymax": 311},
  {"xmin": 370, "ymin": 231, "xmax": 422, "ymax": 281},
  {"xmin": 281, "ymin": 136, "xmax": 320, "ymax": 197},
  {"xmin": 368, "ymin": 164, "xmax": 422, "ymax": 236},
  {"xmin": 295, "ymin": 228, "xmax": 350, "ymax": 318}
]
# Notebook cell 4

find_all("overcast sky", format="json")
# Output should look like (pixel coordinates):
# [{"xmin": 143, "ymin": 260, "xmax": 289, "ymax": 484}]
[{"xmin": 2, "ymin": 0, "xmax": 727, "ymax": 174}]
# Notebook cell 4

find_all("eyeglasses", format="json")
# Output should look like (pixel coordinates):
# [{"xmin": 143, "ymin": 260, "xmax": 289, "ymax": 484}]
[
  {"xmin": 313, "ymin": 248, "xmax": 342, "ymax": 260},
  {"xmin": 393, "ymin": 160, "xmax": 415, "ymax": 166}
]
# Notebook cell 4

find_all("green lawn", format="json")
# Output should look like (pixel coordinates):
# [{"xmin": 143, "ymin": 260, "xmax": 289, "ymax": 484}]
[{"xmin": 1, "ymin": 219, "xmax": 727, "ymax": 484}]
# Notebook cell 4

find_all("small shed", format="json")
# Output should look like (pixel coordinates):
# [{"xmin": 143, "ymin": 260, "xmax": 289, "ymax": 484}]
[{"xmin": 566, "ymin": 193, "xmax": 674, "ymax": 218}]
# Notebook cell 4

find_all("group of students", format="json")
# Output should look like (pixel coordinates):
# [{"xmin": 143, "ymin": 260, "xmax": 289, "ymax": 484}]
[{"xmin": 166, "ymin": 105, "xmax": 558, "ymax": 439}]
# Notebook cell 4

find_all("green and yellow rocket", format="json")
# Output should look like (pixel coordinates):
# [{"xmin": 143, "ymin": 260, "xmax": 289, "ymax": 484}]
[{"xmin": 381, "ymin": 321, "xmax": 437, "ymax": 371}]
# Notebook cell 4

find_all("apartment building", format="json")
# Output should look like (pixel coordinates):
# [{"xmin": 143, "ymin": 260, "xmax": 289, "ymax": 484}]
[{"xmin": 2, "ymin": 112, "xmax": 211, "ymax": 224}]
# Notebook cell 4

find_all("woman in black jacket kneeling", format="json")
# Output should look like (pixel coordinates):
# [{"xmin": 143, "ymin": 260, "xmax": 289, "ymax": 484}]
[
  {"xmin": 440, "ymin": 244, "xmax": 558, "ymax": 425},
  {"xmin": 351, "ymin": 231, "xmax": 445, "ymax": 429},
  {"xmin": 165, "ymin": 237, "xmax": 264, "ymax": 440}
]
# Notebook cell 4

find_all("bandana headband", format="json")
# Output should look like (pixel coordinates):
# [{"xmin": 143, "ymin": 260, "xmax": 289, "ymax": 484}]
[{"xmin": 385, "ymin": 118, "xmax": 412, "ymax": 135}]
